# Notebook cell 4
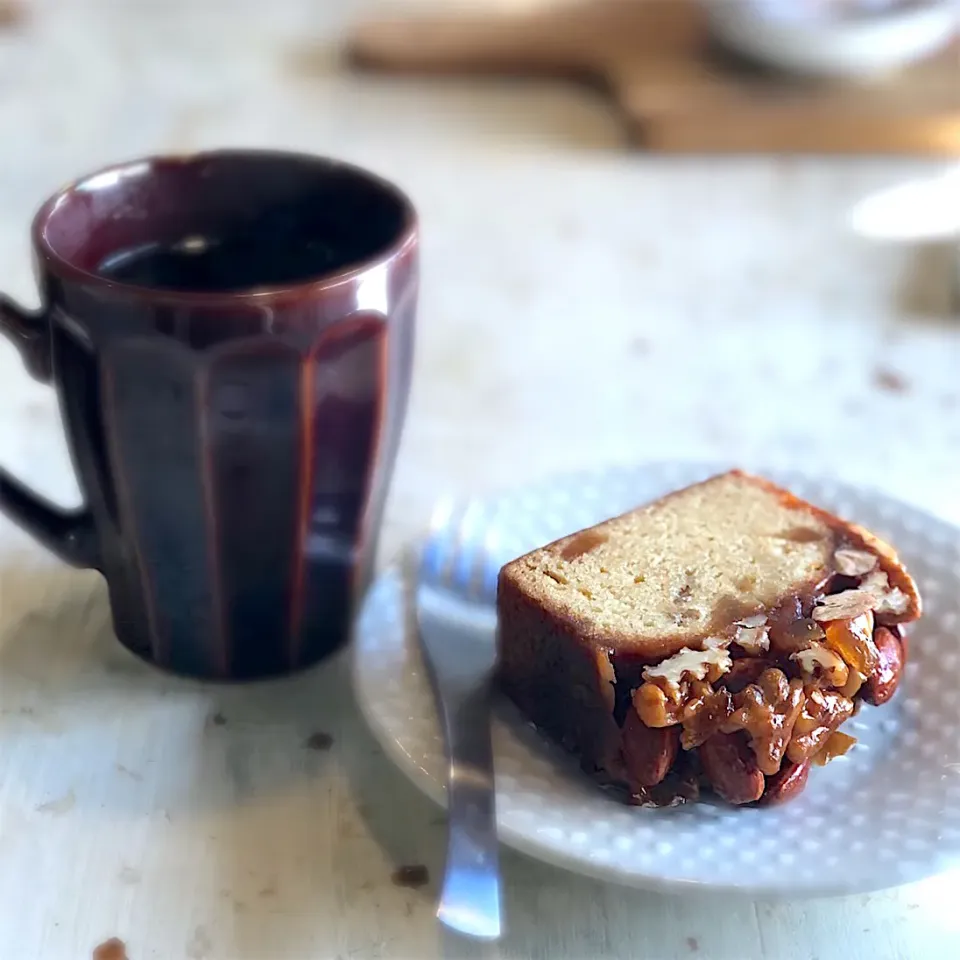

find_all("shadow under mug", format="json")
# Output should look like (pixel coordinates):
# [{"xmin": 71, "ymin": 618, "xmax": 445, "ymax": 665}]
[{"xmin": 0, "ymin": 149, "xmax": 417, "ymax": 680}]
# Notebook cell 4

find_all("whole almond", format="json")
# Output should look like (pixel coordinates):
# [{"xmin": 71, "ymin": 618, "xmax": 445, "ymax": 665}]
[
  {"xmin": 861, "ymin": 626, "xmax": 905, "ymax": 706},
  {"xmin": 761, "ymin": 759, "xmax": 811, "ymax": 806},
  {"xmin": 621, "ymin": 710, "xmax": 680, "ymax": 788},
  {"xmin": 699, "ymin": 732, "xmax": 765, "ymax": 805}
]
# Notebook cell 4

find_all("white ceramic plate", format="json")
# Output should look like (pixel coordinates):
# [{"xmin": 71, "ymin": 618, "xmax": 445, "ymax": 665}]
[{"xmin": 353, "ymin": 462, "xmax": 960, "ymax": 896}]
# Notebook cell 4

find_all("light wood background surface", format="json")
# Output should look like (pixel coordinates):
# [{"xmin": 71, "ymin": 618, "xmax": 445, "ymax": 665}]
[{"xmin": 346, "ymin": 0, "xmax": 960, "ymax": 154}]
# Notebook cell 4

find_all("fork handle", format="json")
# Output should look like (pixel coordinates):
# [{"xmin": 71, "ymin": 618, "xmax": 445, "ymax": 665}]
[{"xmin": 436, "ymin": 680, "xmax": 502, "ymax": 941}]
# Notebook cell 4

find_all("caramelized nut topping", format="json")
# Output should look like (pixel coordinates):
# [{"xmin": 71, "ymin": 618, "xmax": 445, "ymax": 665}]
[
  {"xmin": 860, "ymin": 570, "xmax": 910, "ymax": 620},
  {"xmin": 877, "ymin": 588, "xmax": 910, "ymax": 617},
  {"xmin": 838, "ymin": 668, "xmax": 865, "ymax": 699},
  {"xmin": 642, "ymin": 641, "xmax": 732, "ymax": 697},
  {"xmin": 823, "ymin": 611, "xmax": 879, "ymax": 676},
  {"xmin": 769, "ymin": 617, "xmax": 825, "ymax": 655},
  {"xmin": 679, "ymin": 683, "xmax": 733, "ymax": 750},
  {"xmin": 627, "ymin": 570, "xmax": 900, "ymax": 805},
  {"xmin": 700, "ymin": 732, "xmax": 765, "ymax": 805},
  {"xmin": 719, "ymin": 657, "xmax": 775, "ymax": 694},
  {"xmin": 633, "ymin": 682, "xmax": 682, "ymax": 728},
  {"xmin": 833, "ymin": 548, "xmax": 877, "ymax": 577},
  {"xmin": 812, "ymin": 589, "xmax": 877, "ymax": 622},
  {"xmin": 721, "ymin": 668, "xmax": 805, "ymax": 776},
  {"xmin": 735, "ymin": 614, "xmax": 770, "ymax": 655},
  {"xmin": 786, "ymin": 689, "xmax": 854, "ymax": 764},
  {"xmin": 791, "ymin": 644, "xmax": 849, "ymax": 688},
  {"xmin": 812, "ymin": 730, "xmax": 857, "ymax": 766}
]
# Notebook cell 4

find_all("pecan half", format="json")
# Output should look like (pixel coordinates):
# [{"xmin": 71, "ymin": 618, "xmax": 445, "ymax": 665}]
[
  {"xmin": 633, "ymin": 681, "xmax": 682, "ymax": 728},
  {"xmin": 812, "ymin": 730, "xmax": 857, "ymax": 766},
  {"xmin": 642, "ymin": 641, "xmax": 732, "ymax": 697},
  {"xmin": 791, "ymin": 643, "xmax": 849, "ymax": 688},
  {"xmin": 721, "ymin": 668, "xmax": 805, "ymax": 776},
  {"xmin": 786, "ymin": 689, "xmax": 855, "ymax": 764},
  {"xmin": 679, "ymin": 682, "xmax": 733, "ymax": 750}
]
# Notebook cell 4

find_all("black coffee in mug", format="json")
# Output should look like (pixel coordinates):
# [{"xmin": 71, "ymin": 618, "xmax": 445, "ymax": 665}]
[{"xmin": 97, "ymin": 186, "xmax": 406, "ymax": 292}]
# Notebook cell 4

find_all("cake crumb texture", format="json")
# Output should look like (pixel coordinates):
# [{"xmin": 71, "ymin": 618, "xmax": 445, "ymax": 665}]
[{"xmin": 501, "ymin": 471, "xmax": 836, "ymax": 654}]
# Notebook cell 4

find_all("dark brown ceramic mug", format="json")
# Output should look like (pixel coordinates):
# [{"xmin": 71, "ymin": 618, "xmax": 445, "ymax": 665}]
[{"xmin": 0, "ymin": 149, "xmax": 417, "ymax": 680}]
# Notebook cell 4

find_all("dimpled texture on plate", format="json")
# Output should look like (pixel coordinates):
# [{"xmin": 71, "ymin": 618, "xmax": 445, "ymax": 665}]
[{"xmin": 353, "ymin": 462, "xmax": 960, "ymax": 895}]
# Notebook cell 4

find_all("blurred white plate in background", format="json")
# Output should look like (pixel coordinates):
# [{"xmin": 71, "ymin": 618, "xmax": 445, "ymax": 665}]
[{"xmin": 701, "ymin": 0, "xmax": 959, "ymax": 78}]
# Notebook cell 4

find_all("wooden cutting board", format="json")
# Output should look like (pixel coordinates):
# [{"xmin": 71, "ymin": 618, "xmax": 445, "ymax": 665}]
[{"xmin": 346, "ymin": 0, "xmax": 960, "ymax": 155}]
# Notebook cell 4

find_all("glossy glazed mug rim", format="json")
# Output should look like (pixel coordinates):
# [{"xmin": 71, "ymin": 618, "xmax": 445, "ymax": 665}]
[{"xmin": 31, "ymin": 147, "xmax": 419, "ymax": 307}]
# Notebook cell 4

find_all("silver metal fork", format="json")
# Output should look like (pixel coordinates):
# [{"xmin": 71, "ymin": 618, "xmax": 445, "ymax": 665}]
[{"xmin": 414, "ymin": 498, "xmax": 502, "ymax": 941}]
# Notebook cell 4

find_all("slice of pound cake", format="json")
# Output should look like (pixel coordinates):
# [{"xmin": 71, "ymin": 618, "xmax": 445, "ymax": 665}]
[{"xmin": 496, "ymin": 470, "xmax": 921, "ymax": 807}]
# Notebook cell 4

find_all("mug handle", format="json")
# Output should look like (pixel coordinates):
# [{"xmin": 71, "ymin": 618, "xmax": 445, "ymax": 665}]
[{"xmin": 0, "ymin": 295, "xmax": 100, "ymax": 569}]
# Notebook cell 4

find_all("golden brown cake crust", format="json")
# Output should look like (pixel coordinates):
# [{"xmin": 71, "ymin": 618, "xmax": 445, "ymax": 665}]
[{"xmin": 497, "ymin": 573, "xmax": 623, "ymax": 779}]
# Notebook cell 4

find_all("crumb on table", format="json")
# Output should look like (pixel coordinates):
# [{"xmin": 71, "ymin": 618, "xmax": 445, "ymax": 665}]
[
  {"xmin": 93, "ymin": 938, "xmax": 128, "ymax": 960},
  {"xmin": 305, "ymin": 731, "xmax": 334, "ymax": 751},
  {"xmin": 391, "ymin": 864, "xmax": 429, "ymax": 888}
]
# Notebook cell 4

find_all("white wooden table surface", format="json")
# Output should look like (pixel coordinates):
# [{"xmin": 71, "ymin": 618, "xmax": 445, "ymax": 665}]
[{"xmin": 1, "ymin": 1, "xmax": 959, "ymax": 957}]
